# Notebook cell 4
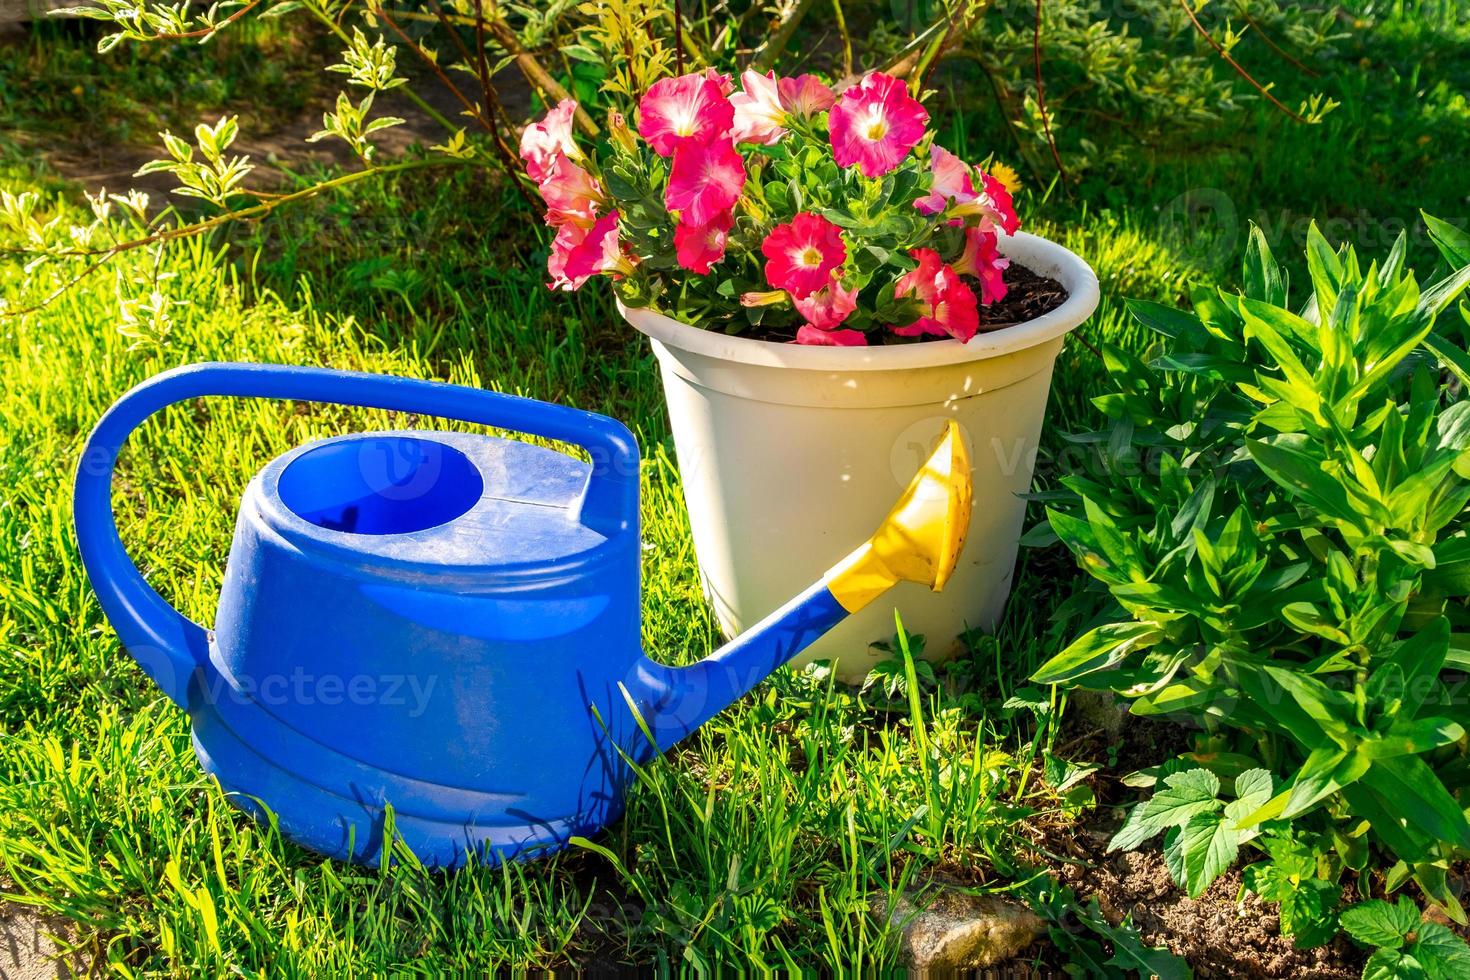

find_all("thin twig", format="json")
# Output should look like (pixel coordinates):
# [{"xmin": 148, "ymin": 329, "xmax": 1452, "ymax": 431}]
[
  {"xmin": 970, "ymin": 56, "xmax": 1046, "ymax": 187},
  {"xmin": 915, "ymin": 1, "xmax": 984, "ymax": 97},
  {"xmin": 1070, "ymin": 328, "xmax": 1103, "ymax": 360},
  {"xmin": 752, "ymin": 0, "xmax": 820, "ymax": 72},
  {"xmin": 6, "ymin": 160, "xmax": 470, "ymax": 260},
  {"xmin": 422, "ymin": 0, "xmax": 521, "ymax": 177},
  {"xmin": 1, "ymin": 159, "xmax": 475, "ymax": 322},
  {"xmin": 831, "ymin": 0, "xmax": 853, "ymax": 78},
  {"xmin": 468, "ymin": 1, "xmax": 541, "ymax": 211},
  {"xmin": 1033, "ymin": 0, "xmax": 1067, "ymax": 182},
  {"xmin": 142, "ymin": 0, "xmax": 263, "ymax": 39},
  {"xmin": 1, "ymin": 252, "xmax": 119, "ymax": 319},
  {"xmin": 1238, "ymin": 6, "xmax": 1319, "ymax": 78},
  {"xmin": 482, "ymin": 8, "xmax": 599, "ymax": 136},
  {"xmin": 371, "ymin": 3, "xmax": 496, "ymax": 134},
  {"xmin": 302, "ymin": 3, "xmax": 459, "ymax": 134},
  {"xmin": 1177, "ymin": 0, "xmax": 1309, "ymax": 123},
  {"xmin": 673, "ymin": 0, "xmax": 685, "ymax": 76}
]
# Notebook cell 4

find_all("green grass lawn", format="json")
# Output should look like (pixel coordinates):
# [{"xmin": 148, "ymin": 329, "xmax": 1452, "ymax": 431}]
[{"xmin": 0, "ymin": 3, "xmax": 1466, "ymax": 973}]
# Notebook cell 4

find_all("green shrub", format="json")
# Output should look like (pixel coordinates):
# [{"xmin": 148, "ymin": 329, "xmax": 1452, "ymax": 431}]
[
  {"xmin": 947, "ymin": 0, "xmax": 1343, "ymax": 176},
  {"xmin": 1031, "ymin": 214, "xmax": 1470, "ymax": 921}
]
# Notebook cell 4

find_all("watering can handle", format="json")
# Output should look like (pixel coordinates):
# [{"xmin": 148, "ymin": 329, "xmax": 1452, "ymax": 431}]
[{"xmin": 73, "ymin": 361, "xmax": 640, "ymax": 707}]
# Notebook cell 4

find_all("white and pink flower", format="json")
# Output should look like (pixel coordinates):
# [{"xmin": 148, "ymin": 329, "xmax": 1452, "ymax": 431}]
[
  {"xmin": 519, "ymin": 99, "xmax": 580, "ymax": 183},
  {"xmin": 914, "ymin": 145, "xmax": 979, "ymax": 216},
  {"xmin": 637, "ymin": 72, "xmax": 734, "ymax": 157},
  {"xmin": 828, "ymin": 72, "xmax": 928, "ymax": 178},
  {"xmin": 761, "ymin": 212, "xmax": 847, "ymax": 299},
  {"xmin": 538, "ymin": 152, "xmax": 604, "ymax": 228},
  {"xmin": 792, "ymin": 276, "xmax": 859, "ymax": 330},
  {"xmin": 666, "ymin": 137, "xmax": 746, "ymax": 226},
  {"xmin": 675, "ymin": 210, "xmax": 734, "ymax": 274},
  {"xmin": 778, "ymin": 75, "xmax": 837, "ymax": 118},
  {"xmin": 729, "ymin": 70, "xmax": 787, "ymax": 145}
]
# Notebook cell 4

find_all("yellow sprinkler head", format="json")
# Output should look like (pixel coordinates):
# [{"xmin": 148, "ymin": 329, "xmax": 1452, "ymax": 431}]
[{"xmin": 826, "ymin": 420, "xmax": 975, "ymax": 613}]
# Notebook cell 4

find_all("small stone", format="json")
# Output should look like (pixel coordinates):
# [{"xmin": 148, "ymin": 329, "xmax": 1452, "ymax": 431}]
[
  {"xmin": 1068, "ymin": 689, "xmax": 1128, "ymax": 741},
  {"xmin": 875, "ymin": 888, "xmax": 1045, "ymax": 970}
]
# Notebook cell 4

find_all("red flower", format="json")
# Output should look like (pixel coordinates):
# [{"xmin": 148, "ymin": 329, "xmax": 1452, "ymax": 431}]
[
  {"xmin": 538, "ymin": 152, "xmax": 603, "ymax": 228},
  {"xmin": 665, "ymin": 137, "xmax": 746, "ymax": 226},
  {"xmin": 796, "ymin": 325, "xmax": 867, "ymax": 346},
  {"xmin": 792, "ymin": 276, "xmax": 859, "ymax": 330},
  {"xmin": 674, "ymin": 210, "xmax": 734, "ymax": 274},
  {"xmin": 828, "ymin": 72, "xmax": 928, "ymax": 178},
  {"xmin": 760, "ymin": 212, "xmax": 847, "ymax": 299},
  {"xmin": 893, "ymin": 247, "xmax": 979, "ymax": 342},
  {"xmin": 952, "ymin": 228, "xmax": 1010, "ymax": 306},
  {"xmin": 637, "ymin": 72, "xmax": 734, "ymax": 157},
  {"xmin": 981, "ymin": 172, "xmax": 1020, "ymax": 235},
  {"xmin": 547, "ymin": 211, "xmax": 623, "ymax": 291}
]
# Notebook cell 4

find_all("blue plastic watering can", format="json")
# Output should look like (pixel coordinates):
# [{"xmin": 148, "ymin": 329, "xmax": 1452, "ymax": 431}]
[{"xmin": 74, "ymin": 362, "xmax": 972, "ymax": 867}]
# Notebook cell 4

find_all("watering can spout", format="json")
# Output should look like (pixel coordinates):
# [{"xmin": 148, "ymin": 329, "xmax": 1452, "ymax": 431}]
[{"xmin": 632, "ymin": 421, "xmax": 973, "ymax": 753}]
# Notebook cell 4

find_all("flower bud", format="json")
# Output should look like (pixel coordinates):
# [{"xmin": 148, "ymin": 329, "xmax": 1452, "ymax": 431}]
[
  {"xmin": 608, "ymin": 112, "xmax": 638, "ymax": 154},
  {"xmin": 739, "ymin": 289, "xmax": 788, "ymax": 307}
]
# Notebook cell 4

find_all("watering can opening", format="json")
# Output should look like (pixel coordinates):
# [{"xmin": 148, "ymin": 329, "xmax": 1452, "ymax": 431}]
[{"xmin": 276, "ymin": 435, "xmax": 485, "ymax": 536}]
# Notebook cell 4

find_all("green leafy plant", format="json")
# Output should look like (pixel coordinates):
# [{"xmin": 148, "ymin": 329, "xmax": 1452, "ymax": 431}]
[
  {"xmin": 1109, "ymin": 766, "xmax": 1273, "ymax": 898},
  {"xmin": 1340, "ymin": 897, "xmax": 1470, "ymax": 980},
  {"xmin": 1239, "ymin": 830, "xmax": 1342, "ymax": 948},
  {"xmin": 1021, "ymin": 876, "xmax": 1192, "ymax": 979},
  {"xmin": 1031, "ymin": 214, "xmax": 1470, "ymax": 923}
]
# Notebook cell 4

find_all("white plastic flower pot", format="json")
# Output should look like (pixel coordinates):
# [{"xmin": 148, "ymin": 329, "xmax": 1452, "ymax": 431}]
[{"xmin": 622, "ymin": 232, "xmax": 1100, "ymax": 681}]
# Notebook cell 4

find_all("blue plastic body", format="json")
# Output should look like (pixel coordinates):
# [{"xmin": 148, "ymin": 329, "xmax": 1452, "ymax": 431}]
[{"xmin": 73, "ymin": 363, "xmax": 851, "ymax": 866}]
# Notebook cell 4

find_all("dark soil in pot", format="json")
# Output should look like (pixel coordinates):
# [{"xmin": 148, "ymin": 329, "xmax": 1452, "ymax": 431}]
[
  {"xmin": 977, "ymin": 264, "xmax": 1072, "ymax": 331},
  {"xmin": 751, "ymin": 261, "xmax": 1070, "ymax": 344}
]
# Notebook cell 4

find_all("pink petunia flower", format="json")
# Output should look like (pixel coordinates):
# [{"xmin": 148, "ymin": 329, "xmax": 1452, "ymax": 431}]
[
  {"xmin": 637, "ymin": 72, "xmax": 734, "ymax": 157},
  {"xmin": 538, "ymin": 152, "xmax": 603, "ymax": 228},
  {"xmin": 548, "ymin": 211, "xmax": 623, "ymax": 291},
  {"xmin": 796, "ymin": 325, "xmax": 867, "ymax": 346},
  {"xmin": 981, "ymin": 172, "xmax": 1020, "ymax": 235},
  {"xmin": 893, "ymin": 247, "xmax": 980, "ymax": 342},
  {"xmin": 792, "ymin": 276, "xmax": 859, "ymax": 330},
  {"xmin": 730, "ymin": 70, "xmax": 786, "ymax": 145},
  {"xmin": 952, "ymin": 227, "xmax": 1010, "ymax": 306},
  {"xmin": 703, "ymin": 68, "xmax": 735, "ymax": 96},
  {"xmin": 665, "ymin": 137, "xmax": 746, "ymax": 226},
  {"xmin": 760, "ymin": 212, "xmax": 847, "ymax": 299},
  {"xmin": 828, "ymin": 72, "xmax": 928, "ymax": 178},
  {"xmin": 778, "ymin": 74, "xmax": 836, "ymax": 118},
  {"xmin": 519, "ymin": 99, "xmax": 580, "ymax": 183},
  {"xmin": 914, "ymin": 144, "xmax": 980, "ymax": 216},
  {"xmin": 674, "ymin": 210, "xmax": 734, "ymax": 274}
]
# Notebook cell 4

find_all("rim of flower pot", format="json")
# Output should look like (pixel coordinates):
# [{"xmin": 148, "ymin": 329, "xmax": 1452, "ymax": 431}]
[{"xmin": 619, "ymin": 231, "xmax": 1100, "ymax": 371}]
